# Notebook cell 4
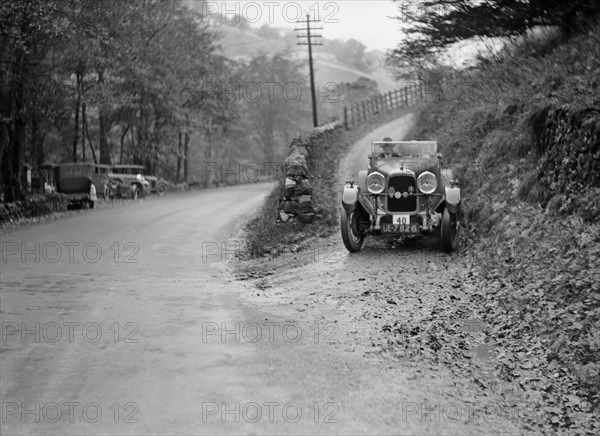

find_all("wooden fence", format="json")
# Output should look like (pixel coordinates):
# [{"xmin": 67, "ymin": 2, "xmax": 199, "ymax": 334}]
[{"xmin": 343, "ymin": 83, "xmax": 424, "ymax": 130}]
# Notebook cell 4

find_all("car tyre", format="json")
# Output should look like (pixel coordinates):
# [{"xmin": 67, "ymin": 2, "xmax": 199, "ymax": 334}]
[
  {"xmin": 441, "ymin": 208, "xmax": 459, "ymax": 253},
  {"xmin": 156, "ymin": 183, "xmax": 167, "ymax": 196},
  {"xmin": 341, "ymin": 210, "xmax": 364, "ymax": 253}
]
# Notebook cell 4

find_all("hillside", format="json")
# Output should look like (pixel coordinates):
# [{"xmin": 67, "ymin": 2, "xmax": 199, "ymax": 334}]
[
  {"xmin": 406, "ymin": 20, "xmax": 600, "ymax": 432},
  {"xmin": 215, "ymin": 21, "xmax": 396, "ymax": 93}
]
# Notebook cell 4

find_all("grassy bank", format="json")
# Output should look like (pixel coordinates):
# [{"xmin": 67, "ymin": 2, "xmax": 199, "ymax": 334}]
[{"xmin": 406, "ymin": 21, "xmax": 600, "ymax": 432}]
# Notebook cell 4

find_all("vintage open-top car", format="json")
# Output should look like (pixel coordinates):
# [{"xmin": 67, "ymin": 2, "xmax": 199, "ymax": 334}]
[
  {"xmin": 109, "ymin": 165, "xmax": 167, "ymax": 199},
  {"xmin": 109, "ymin": 165, "xmax": 149, "ymax": 200},
  {"xmin": 341, "ymin": 140, "xmax": 461, "ymax": 253}
]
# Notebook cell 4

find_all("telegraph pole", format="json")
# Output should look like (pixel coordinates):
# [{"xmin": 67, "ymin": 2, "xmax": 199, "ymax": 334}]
[{"xmin": 295, "ymin": 14, "xmax": 322, "ymax": 128}]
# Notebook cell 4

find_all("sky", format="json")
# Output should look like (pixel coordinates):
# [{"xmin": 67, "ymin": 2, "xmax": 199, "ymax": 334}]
[{"xmin": 208, "ymin": 1, "xmax": 403, "ymax": 50}]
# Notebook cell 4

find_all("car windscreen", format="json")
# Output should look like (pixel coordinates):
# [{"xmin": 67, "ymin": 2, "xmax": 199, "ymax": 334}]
[{"xmin": 372, "ymin": 141, "xmax": 437, "ymax": 157}]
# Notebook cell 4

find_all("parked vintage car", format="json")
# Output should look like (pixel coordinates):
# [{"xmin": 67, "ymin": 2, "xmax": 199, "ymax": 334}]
[
  {"xmin": 341, "ymin": 140, "xmax": 461, "ymax": 253},
  {"xmin": 109, "ymin": 165, "xmax": 149, "ymax": 200},
  {"xmin": 55, "ymin": 163, "xmax": 98, "ymax": 208},
  {"xmin": 110, "ymin": 165, "xmax": 167, "ymax": 199},
  {"xmin": 145, "ymin": 173, "xmax": 168, "ymax": 196}
]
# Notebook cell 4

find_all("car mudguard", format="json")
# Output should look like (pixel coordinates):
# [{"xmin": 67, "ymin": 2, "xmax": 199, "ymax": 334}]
[
  {"xmin": 342, "ymin": 185, "xmax": 358, "ymax": 213},
  {"xmin": 358, "ymin": 194, "xmax": 375, "ymax": 216},
  {"xmin": 445, "ymin": 186, "xmax": 461, "ymax": 213},
  {"xmin": 89, "ymin": 184, "xmax": 97, "ymax": 202},
  {"xmin": 357, "ymin": 170, "xmax": 367, "ymax": 192}
]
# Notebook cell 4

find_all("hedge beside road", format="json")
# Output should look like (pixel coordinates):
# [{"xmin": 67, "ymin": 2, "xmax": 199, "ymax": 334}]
[{"xmin": 0, "ymin": 193, "xmax": 70, "ymax": 226}]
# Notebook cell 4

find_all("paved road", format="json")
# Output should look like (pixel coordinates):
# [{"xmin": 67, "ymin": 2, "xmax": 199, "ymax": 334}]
[
  {"xmin": 1, "ymin": 184, "xmax": 293, "ymax": 435},
  {"xmin": 4, "ymin": 183, "xmax": 446, "ymax": 436}
]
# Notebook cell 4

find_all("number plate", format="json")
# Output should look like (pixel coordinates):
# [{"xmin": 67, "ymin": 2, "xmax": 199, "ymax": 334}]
[
  {"xmin": 392, "ymin": 214, "xmax": 410, "ymax": 225},
  {"xmin": 382, "ymin": 223, "xmax": 416, "ymax": 233}
]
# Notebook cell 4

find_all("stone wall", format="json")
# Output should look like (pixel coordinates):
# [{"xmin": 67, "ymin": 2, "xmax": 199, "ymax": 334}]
[{"xmin": 277, "ymin": 122, "xmax": 345, "ymax": 224}]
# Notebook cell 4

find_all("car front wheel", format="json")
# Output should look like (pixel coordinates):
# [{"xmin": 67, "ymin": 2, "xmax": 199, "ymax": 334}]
[
  {"xmin": 341, "ymin": 209, "xmax": 365, "ymax": 253},
  {"xmin": 441, "ymin": 208, "xmax": 459, "ymax": 253}
]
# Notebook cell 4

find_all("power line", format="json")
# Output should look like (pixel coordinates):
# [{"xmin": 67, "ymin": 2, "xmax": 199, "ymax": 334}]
[{"xmin": 295, "ymin": 14, "xmax": 322, "ymax": 128}]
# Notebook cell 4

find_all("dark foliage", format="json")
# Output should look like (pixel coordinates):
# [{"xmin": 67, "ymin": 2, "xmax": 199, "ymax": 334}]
[
  {"xmin": 388, "ymin": 0, "xmax": 600, "ymax": 67},
  {"xmin": 0, "ymin": 193, "xmax": 69, "ymax": 225}
]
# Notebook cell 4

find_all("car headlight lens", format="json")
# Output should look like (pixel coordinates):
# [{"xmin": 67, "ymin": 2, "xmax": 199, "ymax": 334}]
[
  {"xmin": 366, "ymin": 172, "xmax": 386, "ymax": 194},
  {"xmin": 417, "ymin": 171, "xmax": 438, "ymax": 194}
]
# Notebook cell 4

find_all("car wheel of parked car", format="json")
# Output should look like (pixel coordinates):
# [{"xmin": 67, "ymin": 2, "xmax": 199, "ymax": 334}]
[
  {"xmin": 156, "ymin": 183, "xmax": 167, "ymax": 196},
  {"xmin": 441, "ymin": 208, "xmax": 459, "ymax": 253},
  {"xmin": 131, "ymin": 185, "xmax": 139, "ymax": 200},
  {"xmin": 341, "ymin": 210, "xmax": 364, "ymax": 252}
]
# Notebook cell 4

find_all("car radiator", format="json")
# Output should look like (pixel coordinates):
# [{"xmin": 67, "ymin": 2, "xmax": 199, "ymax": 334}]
[{"xmin": 386, "ymin": 175, "xmax": 418, "ymax": 213}]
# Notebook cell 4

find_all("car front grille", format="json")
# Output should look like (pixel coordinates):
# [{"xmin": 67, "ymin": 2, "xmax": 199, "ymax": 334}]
[{"xmin": 387, "ymin": 175, "xmax": 417, "ymax": 213}]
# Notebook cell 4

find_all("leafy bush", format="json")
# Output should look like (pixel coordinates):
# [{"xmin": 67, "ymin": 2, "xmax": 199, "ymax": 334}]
[{"xmin": 0, "ymin": 193, "xmax": 70, "ymax": 226}]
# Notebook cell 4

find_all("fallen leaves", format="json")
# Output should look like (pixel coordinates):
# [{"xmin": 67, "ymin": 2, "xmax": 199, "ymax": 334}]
[{"xmin": 465, "ymin": 203, "xmax": 600, "ymax": 432}]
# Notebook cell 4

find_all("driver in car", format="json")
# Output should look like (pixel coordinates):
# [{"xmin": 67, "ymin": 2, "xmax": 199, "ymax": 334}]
[{"xmin": 379, "ymin": 138, "xmax": 400, "ymax": 158}]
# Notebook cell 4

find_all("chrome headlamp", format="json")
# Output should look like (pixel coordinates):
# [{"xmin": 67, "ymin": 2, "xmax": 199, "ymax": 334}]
[
  {"xmin": 417, "ymin": 171, "xmax": 438, "ymax": 195},
  {"xmin": 366, "ymin": 172, "xmax": 386, "ymax": 194}
]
